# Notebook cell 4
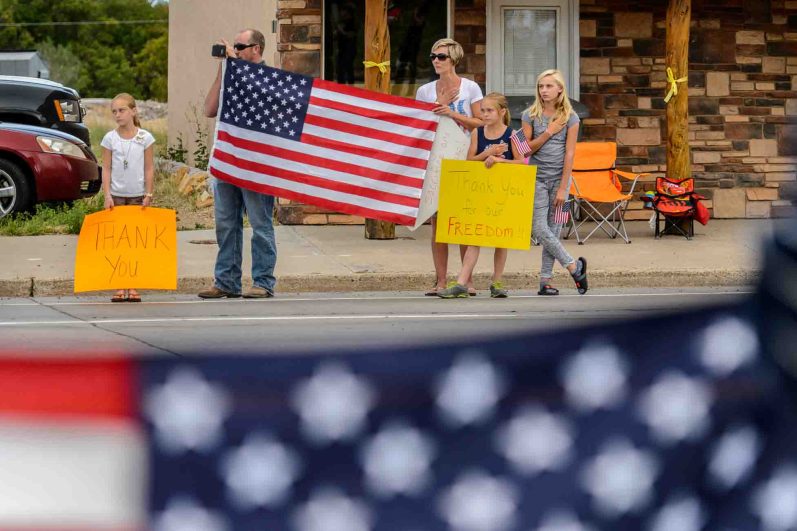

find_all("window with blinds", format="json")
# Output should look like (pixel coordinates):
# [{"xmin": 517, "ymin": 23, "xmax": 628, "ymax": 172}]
[{"xmin": 502, "ymin": 9, "xmax": 557, "ymax": 96}]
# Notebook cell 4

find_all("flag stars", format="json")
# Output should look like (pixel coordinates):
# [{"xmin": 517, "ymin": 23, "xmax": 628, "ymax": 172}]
[
  {"xmin": 300, "ymin": 78, "xmax": 307, "ymax": 84},
  {"xmin": 637, "ymin": 370, "xmax": 713, "ymax": 445},
  {"xmin": 151, "ymin": 496, "xmax": 229, "ymax": 531},
  {"xmin": 495, "ymin": 405, "xmax": 574, "ymax": 475},
  {"xmin": 580, "ymin": 438, "xmax": 659, "ymax": 517},
  {"xmin": 360, "ymin": 421, "xmax": 436, "ymax": 498},
  {"xmin": 699, "ymin": 316, "xmax": 758, "ymax": 377},
  {"xmin": 560, "ymin": 341, "xmax": 628, "ymax": 412},
  {"xmin": 438, "ymin": 470, "xmax": 519, "ymax": 531},
  {"xmin": 143, "ymin": 367, "xmax": 231, "ymax": 454},
  {"xmin": 246, "ymin": 119, "xmax": 253, "ymax": 126},
  {"xmin": 220, "ymin": 433, "xmax": 302, "ymax": 510},
  {"xmin": 291, "ymin": 362, "xmax": 375, "ymax": 445},
  {"xmin": 436, "ymin": 352, "xmax": 505, "ymax": 428},
  {"xmin": 292, "ymin": 488, "xmax": 372, "ymax": 531},
  {"xmin": 707, "ymin": 425, "xmax": 761, "ymax": 491},
  {"xmin": 751, "ymin": 466, "xmax": 797, "ymax": 531}
]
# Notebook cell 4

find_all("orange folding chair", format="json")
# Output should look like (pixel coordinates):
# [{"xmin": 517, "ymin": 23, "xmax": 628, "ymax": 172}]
[{"xmin": 564, "ymin": 142, "xmax": 647, "ymax": 244}]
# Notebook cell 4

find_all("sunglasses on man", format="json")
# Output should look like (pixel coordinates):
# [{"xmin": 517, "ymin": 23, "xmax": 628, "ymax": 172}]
[
  {"xmin": 429, "ymin": 53, "xmax": 450, "ymax": 61},
  {"xmin": 233, "ymin": 42, "xmax": 257, "ymax": 51}
]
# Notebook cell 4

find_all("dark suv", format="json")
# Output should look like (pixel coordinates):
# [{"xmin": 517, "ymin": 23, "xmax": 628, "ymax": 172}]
[{"xmin": 0, "ymin": 75, "xmax": 92, "ymax": 146}]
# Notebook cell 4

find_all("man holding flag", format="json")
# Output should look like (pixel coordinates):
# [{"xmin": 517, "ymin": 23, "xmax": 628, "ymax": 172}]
[{"xmin": 199, "ymin": 28, "xmax": 278, "ymax": 300}]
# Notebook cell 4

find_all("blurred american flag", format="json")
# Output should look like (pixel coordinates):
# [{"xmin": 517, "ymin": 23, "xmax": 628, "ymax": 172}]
[{"xmin": 3, "ymin": 297, "xmax": 797, "ymax": 531}]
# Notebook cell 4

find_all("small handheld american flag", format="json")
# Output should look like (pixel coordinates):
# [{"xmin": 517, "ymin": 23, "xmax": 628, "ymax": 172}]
[
  {"xmin": 554, "ymin": 198, "xmax": 571, "ymax": 225},
  {"xmin": 510, "ymin": 129, "xmax": 532, "ymax": 158}
]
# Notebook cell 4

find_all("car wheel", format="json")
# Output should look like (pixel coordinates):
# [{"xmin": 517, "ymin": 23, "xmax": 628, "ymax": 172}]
[{"xmin": 0, "ymin": 159, "xmax": 33, "ymax": 219}]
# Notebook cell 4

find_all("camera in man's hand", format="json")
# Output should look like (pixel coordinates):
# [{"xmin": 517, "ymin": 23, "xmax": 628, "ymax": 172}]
[{"xmin": 211, "ymin": 44, "xmax": 227, "ymax": 58}]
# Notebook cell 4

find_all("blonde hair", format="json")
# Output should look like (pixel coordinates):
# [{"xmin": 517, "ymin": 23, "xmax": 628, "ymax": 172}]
[
  {"xmin": 112, "ymin": 93, "xmax": 141, "ymax": 127},
  {"xmin": 525, "ymin": 69, "xmax": 573, "ymax": 125},
  {"xmin": 430, "ymin": 38, "xmax": 464, "ymax": 67},
  {"xmin": 483, "ymin": 92, "xmax": 511, "ymax": 126}
]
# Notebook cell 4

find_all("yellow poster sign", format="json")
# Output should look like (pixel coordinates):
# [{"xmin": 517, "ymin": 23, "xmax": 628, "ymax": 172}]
[
  {"xmin": 74, "ymin": 206, "xmax": 177, "ymax": 293},
  {"xmin": 435, "ymin": 160, "xmax": 536, "ymax": 250}
]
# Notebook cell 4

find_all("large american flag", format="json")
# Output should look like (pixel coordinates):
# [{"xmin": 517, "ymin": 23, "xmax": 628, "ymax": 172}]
[
  {"xmin": 209, "ymin": 58, "xmax": 439, "ymax": 225},
  {"xmin": 4, "ymin": 298, "xmax": 797, "ymax": 530}
]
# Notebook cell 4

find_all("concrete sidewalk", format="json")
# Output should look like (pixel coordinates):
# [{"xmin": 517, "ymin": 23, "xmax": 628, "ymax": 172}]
[{"xmin": 0, "ymin": 219, "xmax": 770, "ymax": 297}]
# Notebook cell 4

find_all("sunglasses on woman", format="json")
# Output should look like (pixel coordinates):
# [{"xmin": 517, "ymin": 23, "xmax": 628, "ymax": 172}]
[
  {"xmin": 233, "ymin": 42, "xmax": 257, "ymax": 51},
  {"xmin": 429, "ymin": 53, "xmax": 450, "ymax": 61}
]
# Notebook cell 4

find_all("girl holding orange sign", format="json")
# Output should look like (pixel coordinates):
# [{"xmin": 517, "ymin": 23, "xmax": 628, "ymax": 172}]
[{"xmin": 100, "ymin": 93, "xmax": 156, "ymax": 303}]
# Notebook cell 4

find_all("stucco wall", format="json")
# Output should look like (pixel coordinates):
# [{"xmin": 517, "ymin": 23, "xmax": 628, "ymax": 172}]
[{"xmin": 167, "ymin": 0, "xmax": 278, "ymax": 164}]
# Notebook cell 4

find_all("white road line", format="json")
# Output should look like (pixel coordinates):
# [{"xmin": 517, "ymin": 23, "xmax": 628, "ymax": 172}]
[
  {"xmin": 0, "ymin": 313, "xmax": 525, "ymax": 327},
  {"xmin": 0, "ymin": 290, "xmax": 753, "ymax": 307}
]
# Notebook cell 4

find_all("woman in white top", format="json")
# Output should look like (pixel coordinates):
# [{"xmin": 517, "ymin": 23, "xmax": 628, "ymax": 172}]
[{"xmin": 415, "ymin": 38, "xmax": 483, "ymax": 296}]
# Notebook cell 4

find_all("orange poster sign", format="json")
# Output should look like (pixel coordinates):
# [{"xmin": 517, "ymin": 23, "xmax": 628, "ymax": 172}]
[{"xmin": 74, "ymin": 206, "xmax": 177, "ymax": 293}]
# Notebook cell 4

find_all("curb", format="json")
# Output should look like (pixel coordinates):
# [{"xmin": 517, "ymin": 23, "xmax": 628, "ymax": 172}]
[{"xmin": 1, "ymin": 269, "xmax": 760, "ymax": 298}]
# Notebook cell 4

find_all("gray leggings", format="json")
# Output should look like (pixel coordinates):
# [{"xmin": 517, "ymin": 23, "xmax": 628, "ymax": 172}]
[{"xmin": 532, "ymin": 178, "xmax": 575, "ymax": 280}]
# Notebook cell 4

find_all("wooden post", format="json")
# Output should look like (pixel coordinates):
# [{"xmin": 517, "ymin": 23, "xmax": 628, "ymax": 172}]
[
  {"xmin": 665, "ymin": 0, "xmax": 691, "ymax": 181},
  {"xmin": 363, "ymin": 0, "xmax": 395, "ymax": 239}
]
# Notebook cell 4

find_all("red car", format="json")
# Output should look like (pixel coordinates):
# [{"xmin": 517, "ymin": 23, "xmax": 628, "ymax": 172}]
[{"xmin": 0, "ymin": 122, "xmax": 100, "ymax": 218}]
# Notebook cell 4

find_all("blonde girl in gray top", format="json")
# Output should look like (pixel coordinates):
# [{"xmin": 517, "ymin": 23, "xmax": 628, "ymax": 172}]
[{"xmin": 521, "ymin": 69, "xmax": 588, "ymax": 295}]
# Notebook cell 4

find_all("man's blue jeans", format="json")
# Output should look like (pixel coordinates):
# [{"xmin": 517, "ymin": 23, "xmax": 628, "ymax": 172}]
[{"xmin": 213, "ymin": 179, "xmax": 277, "ymax": 294}]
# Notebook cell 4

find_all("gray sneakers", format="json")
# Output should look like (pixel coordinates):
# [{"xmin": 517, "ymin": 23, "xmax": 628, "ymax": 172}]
[
  {"xmin": 489, "ymin": 281, "xmax": 509, "ymax": 298},
  {"xmin": 437, "ymin": 283, "xmax": 469, "ymax": 299}
]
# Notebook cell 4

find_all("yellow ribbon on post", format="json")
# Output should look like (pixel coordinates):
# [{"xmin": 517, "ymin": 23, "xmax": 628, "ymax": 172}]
[
  {"xmin": 363, "ymin": 60, "xmax": 391, "ymax": 74},
  {"xmin": 664, "ymin": 67, "xmax": 688, "ymax": 103}
]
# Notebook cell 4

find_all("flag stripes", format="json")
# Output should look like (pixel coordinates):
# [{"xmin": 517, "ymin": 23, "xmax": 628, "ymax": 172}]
[
  {"xmin": 212, "ymin": 149, "xmax": 421, "ymax": 208},
  {"xmin": 210, "ymin": 166, "xmax": 418, "ymax": 225},
  {"xmin": 215, "ymin": 129, "xmax": 423, "ymax": 189}
]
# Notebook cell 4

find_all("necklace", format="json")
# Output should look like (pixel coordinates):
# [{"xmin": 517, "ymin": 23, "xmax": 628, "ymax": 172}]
[{"xmin": 119, "ymin": 129, "xmax": 137, "ymax": 170}]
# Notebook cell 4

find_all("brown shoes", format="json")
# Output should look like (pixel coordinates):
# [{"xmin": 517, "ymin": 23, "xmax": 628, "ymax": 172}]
[
  {"xmin": 198, "ymin": 286, "xmax": 241, "ymax": 299},
  {"xmin": 243, "ymin": 286, "xmax": 274, "ymax": 299}
]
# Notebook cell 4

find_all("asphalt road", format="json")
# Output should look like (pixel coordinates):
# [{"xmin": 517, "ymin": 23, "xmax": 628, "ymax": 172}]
[{"xmin": 0, "ymin": 287, "xmax": 754, "ymax": 357}]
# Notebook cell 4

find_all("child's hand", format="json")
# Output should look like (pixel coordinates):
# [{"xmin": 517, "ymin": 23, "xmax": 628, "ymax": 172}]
[
  {"xmin": 489, "ymin": 143, "xmax": 508, "ymax": 156},
  {"xmin": 485, "ymin": 155, "xmax": 503, "ymax": 168},
  {"xmin": 554, "ymin": 186, "xmax": 569, "ymax": 209},
  {"xmin": 104, "ymin": 195, "xmax": 114, "ymax": 210},
  {"xmin": 142, "ymin": 195, "xmax": 152, "ymax": 209},
  {"xmin": 546, "ymin": 117, "xmax": 568, "ymax": 137}
]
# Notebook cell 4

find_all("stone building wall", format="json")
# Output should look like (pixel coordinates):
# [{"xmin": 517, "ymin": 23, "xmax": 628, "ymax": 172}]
[
  {"xmin": 273, "ymin": 0, "xmax": 796, "ymax": 224},
  {"xmin": 577, "ymin": 0, "xmax": 797, "ymax": 219}
]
